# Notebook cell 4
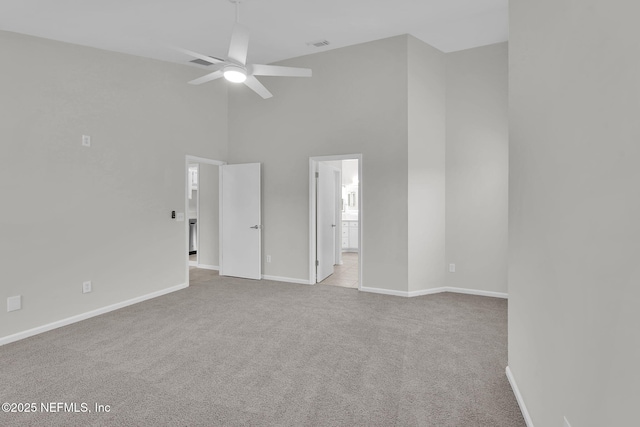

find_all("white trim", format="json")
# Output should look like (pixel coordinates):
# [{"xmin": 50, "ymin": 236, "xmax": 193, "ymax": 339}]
[
  {"xmin": 189, "ymin": 261, "xmax": 198, "ymax": 267},
  {"xmin": 309, "ymin": 158, "xmax": 316, "ymax": 285},
  {"xmin": 407, "ymin": 287, "xmax": 448, "ymax": 297},
  {"xmin": 443, "ymin": 287, "xmax": 508, "ymax": 299},
  {"xmin": 0, "ymin": 283, "xmax": 188, "ymax": 347},
  {"xmin": 359, "ymin": 287, "xmax": 410, "ymax": 297},
  {"xmin": 195, "ymin": 164, "xmax": 200, "ymax": 266},
  {"xmin": 506, "ymin": 366, "xmax": 534, "ymax": 427},
  {"xmin": 262, "ymin": 275, "xmax": 312, "ymax": 285},
  {"xmin": 360, "ymin": 286, "xmax": 508, "ymax": 299},
  {"xmin": 197, "ymin": 264, "xmax": 219, "ymax": 271}
]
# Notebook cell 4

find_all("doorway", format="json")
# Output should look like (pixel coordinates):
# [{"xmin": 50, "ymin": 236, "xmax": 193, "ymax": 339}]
[
  {"xmin": 188, "ymin": 163, "xmax": 198, "ymax": 267},
  {"xmin": 185, "ymin": 156, "xmax": 224, "ymax": 283},
  {"xmin": 309, "ymin": 155, "xmax": 362, "ymax": 289},
  {"xmin": 185, "ymin": 156, "xmax": 263, "ymax": 285}
]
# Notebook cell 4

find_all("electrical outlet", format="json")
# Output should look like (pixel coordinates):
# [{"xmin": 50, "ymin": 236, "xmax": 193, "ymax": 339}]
[
  {"xmin": 83, "ymin": 281, "xmax": 92, "ymax": 294},
  {"xmin": 7, "ymin": 295, "xmax": 21, "ymax": 312},
  {"xmin": 266, "ymin": 255, "xmax": 271, "ymax": 263},
  {"xmin": 82, "ymin": 135, "xmax": 91, "ymax": 147},
  {"xmin": 449, "ymin": 263, "xmax": 456, "ymax": 273}
]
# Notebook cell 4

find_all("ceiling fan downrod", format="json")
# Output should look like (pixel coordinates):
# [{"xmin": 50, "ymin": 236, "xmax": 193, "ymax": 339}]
[{"xmin": 229, "ymin": 0, "xmax": 242, "ymax": 24}]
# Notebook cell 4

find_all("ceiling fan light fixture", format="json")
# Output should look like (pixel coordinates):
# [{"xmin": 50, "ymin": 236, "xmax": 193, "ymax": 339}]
[{"xmin": 223, "ymin": 65, "xmax": 247, "ymax": 83}]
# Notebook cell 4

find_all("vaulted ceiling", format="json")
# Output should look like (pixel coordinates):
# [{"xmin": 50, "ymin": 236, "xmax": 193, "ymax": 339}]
[{"xmin": 0, "ymin": 0, "xmax": 507, "ymax": 67}]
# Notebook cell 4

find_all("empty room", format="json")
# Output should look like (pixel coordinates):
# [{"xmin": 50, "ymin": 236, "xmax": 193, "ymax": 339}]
[{"xmin": 1, "ymin": 1, "xmax": 637, "ymax": 426}]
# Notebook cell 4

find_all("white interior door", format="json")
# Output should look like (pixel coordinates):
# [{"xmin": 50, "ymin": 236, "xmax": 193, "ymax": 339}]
[
  {"xmin": 220, "ymin": 163, "xmax": 261, "ymax": 280},
  {"xmin": 317, "ymin": 162, "xmax": 335, "ymax": 282}
]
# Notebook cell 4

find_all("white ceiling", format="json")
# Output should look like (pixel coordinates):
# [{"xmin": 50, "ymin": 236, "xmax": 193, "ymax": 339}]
[{"xmin": 0, "ymin": 0, "xmax": 507, "ymax": 67}]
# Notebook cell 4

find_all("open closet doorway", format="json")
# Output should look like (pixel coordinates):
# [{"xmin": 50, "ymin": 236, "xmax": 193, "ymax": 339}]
[
  {"xmin": 185, "ymin": 156, "xmax": 224, "ymax": 283},
  {"xmin": 309, "ymin": 155, "xmax": 362, "ymax": 289},
  {"xmin": 187, "ymin": 163, "xmax": 198, "ymax": 267}
]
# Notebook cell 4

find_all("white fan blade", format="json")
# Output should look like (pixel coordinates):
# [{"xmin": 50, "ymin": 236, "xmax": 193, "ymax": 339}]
[
  {"xmin": 227, "ymin": 24, "xmax": 250, "ymax": 65},
  {"xmin": 251, "ymin": 64, "xmax": 312, "ymax": 78},
  {"xmin": 189, "ymin": 70, "xmax": 224, "ymax": 85},
  {"xmin": 174, "ymin": 47, "xmax": 224, "ymax": 65},
  {"xmin": 243, "ymin": 75, "xmax": 272, "ymax": 99}
]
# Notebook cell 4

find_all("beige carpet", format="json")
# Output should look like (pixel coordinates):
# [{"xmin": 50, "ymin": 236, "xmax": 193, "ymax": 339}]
[{"xmin": 0, "ymin": 270, "xmax": 524, "ymax": 426}]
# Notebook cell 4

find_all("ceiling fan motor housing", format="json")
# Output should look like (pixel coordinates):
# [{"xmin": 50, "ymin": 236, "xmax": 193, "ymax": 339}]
[{"xmin": 223, "ymin": 65, "xmax": 247, "ymax": 83}]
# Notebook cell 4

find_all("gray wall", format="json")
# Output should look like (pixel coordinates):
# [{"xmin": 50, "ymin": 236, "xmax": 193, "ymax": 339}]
[
  {"xmin": 407, "ymin": 36, "xmax": 446, "ymax": 292},
  {"xmin": 228, "ymin": 36, "xmax": 409, "ymax": 290},
  {"xmin": 509, "ymin": 1, "xmax": 639, "ymax": 426},
  {"xmin": 0, "ymin": 31, "xmax": 228, "ymax": 340},
  {"xmin": 445, "ymin": 43, "xmax": 508, "ymax": 294},
  {"xmin": 227, "ymin": 34, "xmax": 508, "ymax": 294}
]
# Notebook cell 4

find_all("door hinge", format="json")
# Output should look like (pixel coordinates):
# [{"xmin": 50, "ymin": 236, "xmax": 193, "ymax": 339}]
[
  {"xmin": 315, "ymin": 172, "xmax": 319, "ymax": 178},
  {"xmin": 316, "ymin": 260, "xmax": 319, "ymax": 266}
]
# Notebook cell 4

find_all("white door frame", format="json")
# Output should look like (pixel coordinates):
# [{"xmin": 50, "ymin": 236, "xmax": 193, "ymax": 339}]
[
  {"xmin": 187, "ymin": 163, "xmax": 199, "ymax": 268},
  {"xmin": 185, "ymin": 155, "xmax": 226, "ymax": 285},
  {"xmin": 309, "ymin": 154, "xmax": 362, "ymax": 288}
]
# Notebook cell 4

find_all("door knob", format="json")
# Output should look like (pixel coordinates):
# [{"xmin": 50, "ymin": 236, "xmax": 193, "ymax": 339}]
[
  {"xmin": 331, "ymin": 224, "xmax": 336, "ymax": 227},
  {"xmin": 249, "ymin": 225, "xmax": 262, "ymax": 229}
]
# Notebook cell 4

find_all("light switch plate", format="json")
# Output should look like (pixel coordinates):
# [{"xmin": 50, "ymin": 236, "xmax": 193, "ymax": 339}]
[
  {"xmin": 176, "ymin": 212, "xmax": 185, "ymax": 222},
  {"xmin": 7, "ymin": 295, "xmax": 22, "ymax": 312}
]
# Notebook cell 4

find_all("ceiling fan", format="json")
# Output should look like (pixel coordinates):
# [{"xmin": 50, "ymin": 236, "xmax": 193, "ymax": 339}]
[{"xmin": 177, "ymin": 0, "xmax": 312, "ymax": 99}]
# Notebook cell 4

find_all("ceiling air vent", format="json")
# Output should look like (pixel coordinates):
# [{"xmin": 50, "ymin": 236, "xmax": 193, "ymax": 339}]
[
  {"xmin": 307, "ymin": 39, "xmax": 330, "ymax": 48},
  {"xmin": 189, "ymin": 57, "xmax": 222, "ymax": 66}
]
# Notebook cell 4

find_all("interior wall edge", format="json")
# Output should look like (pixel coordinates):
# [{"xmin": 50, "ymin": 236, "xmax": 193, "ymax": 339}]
[
  {"xmin": 360, "ymin": 286, "xmax": 507, "ymax": 299},
  {"xmin": 262, "ymin": 275, "xmax": 312, "ymax": 285},
  {"xmin": 506, "ymin": 366, "xmax": 535, "ymax": 427}
]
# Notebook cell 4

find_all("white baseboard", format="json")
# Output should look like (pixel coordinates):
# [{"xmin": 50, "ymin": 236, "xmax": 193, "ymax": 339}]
[
  {"xmin": 262, "ymin": 275, "xmax": 312, "ymax": 285},
  {"xmin": 361, "ymin": 286, "xmax": 508, "ymax": 299},
  {"xmin": 443, "ymin": 286, "xmax": 508, "ymax": 299},
  {"xmin": 196, "ymin": 264, "xmax": 219, "ymax": 271},
  {"xmin": 408, "ymin": 287, "xmax": 448, "ymax": 297},
  {"xmin": 506, "ymin": 366, "xmax": 534, "ymax": 427},
  {"xmin": 360, "ymin": 287, "xmax": 410, "ymax": 297},
  {"xmin": 0, "ymin": 283, "xmax": 188, "ymax": 347},
  {"xmin": 188, "ymin": 261, "xmax": 197, "ymax": 267}
]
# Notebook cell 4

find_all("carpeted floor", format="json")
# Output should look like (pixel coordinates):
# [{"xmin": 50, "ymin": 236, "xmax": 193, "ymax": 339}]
[{"xmin": 0, "ymin": 270, "xmax": 525, "ymax": 426}]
